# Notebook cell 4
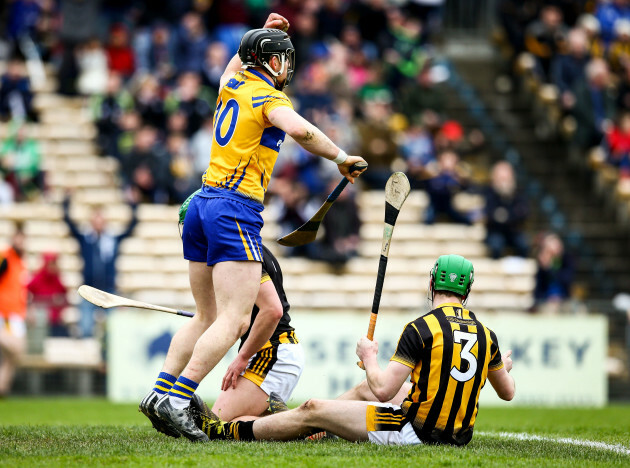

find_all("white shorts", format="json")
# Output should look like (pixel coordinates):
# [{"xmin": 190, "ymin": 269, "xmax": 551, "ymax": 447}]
[
  {"xmin": 2, "ymin": 315, "xmax": 27, "ymax": 339},
  {"xmin": 366, "ymin": 403, "xmax": 423, "ymax": 446},
  {"xmin": 241, "ymin": 342, "xmax": 305, "ymax": 403}
]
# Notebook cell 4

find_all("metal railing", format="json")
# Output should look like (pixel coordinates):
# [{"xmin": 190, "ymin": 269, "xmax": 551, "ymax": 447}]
[{"xmin": 442, "ymin": 0, "xmax": 499, "ymax": 37}]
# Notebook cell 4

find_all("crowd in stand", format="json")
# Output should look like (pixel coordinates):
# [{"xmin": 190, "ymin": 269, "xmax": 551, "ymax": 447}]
[
  {"xmin": 0, "ymin": 1, "xmax": 583, "ymax": 320},
  {"xmin": 498, "ymin": 0, "xmax": 630, "ymax": 181}
]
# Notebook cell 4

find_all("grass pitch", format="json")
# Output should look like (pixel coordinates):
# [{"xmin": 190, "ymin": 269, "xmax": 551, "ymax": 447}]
[{"xmin": 1, "ymin": 398, "xmax": 629, "ymax": 467}]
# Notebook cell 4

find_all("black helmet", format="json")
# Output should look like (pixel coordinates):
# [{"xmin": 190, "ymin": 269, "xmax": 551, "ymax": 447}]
[{"xmin": 238, "ymin": 28, "xmax": 295, "ymax": 90}]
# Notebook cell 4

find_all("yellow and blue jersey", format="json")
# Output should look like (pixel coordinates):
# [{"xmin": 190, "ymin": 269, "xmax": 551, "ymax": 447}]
[{"xmin": 204, "ymin": 69, "xmax": 293, "ymax": 206}]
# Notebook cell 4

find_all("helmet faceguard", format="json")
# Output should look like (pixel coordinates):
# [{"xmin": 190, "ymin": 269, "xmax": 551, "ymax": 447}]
[
  {"xmin": 238, "ymin": 28, "xmax": 295, "ymax": 91},
  {"xmin": 428, "ymin": 254, "xmax": 474, "ymax": 305}
]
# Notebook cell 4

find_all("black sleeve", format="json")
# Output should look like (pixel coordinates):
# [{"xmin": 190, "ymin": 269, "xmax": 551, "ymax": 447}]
[
  {"xmin": 391, "ymin": 322, "xmax": 424, "ymax": 369},
  {"xmin": 488, "ymin": 328, "xmax": 504, "ymax": 371}
]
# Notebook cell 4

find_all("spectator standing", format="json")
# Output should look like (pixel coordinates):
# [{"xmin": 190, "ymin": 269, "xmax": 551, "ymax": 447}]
[
  {"xmin": 533, "ymin": 233, "xmax": 575, "ymax": 313},
  {"xmin": 27, "ymin": 252, "xmax": 69, "ymax": 337},
  {"xmin": 77, "ymin": 38, "xmax": 109, "ymax": 95},
  {"xmin": 571, "ymin": 57, "xmax": 617, "ymax": 150},
  {"xmin": 62, "ymin": 195, "xmax": 138, "ymax": 337},
  {"xmin": 175, "ymin": 12, "xmax": 209, "ymax": 73},
  {"xmin": 550, "ymin": 28, "xmax": 590, "ymax": 112},
  {"xmin": 0, "ymin": 227, "xmax": 28, "ymax": 397},
  {"xmin": 57, "ymin": 0, "xmax": 101, "ymax": 96},
  {"xmin": 484, "ymin": 161, "xmax": 529, "ymax": 259}
]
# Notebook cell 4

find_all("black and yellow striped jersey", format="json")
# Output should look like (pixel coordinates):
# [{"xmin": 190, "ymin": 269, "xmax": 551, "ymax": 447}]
[
  {"xmin": 391, "ymin": 303, "xmax": 503, "ymax": 446},
  {"xmin": 239, "ymin": 245, "xmax": 295, "ymax": 351}
]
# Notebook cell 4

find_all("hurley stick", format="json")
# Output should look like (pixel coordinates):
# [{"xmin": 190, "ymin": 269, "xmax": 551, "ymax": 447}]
[
  {"xmin": 78, "ymin": 285, "xmax": 194, "ymax": 318},
  {"xmin": 358, "ymin": 172, "xmax": 411, "ymax": 369},
  {"xmin": 277, "ymin": 161, "xmax": 368, "ymax": 247}
]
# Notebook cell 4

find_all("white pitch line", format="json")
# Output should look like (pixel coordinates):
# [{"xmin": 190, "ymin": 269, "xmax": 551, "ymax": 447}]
[{"xmin": 477, "ymin": 431, "xmax": 630, "ymax": 456}]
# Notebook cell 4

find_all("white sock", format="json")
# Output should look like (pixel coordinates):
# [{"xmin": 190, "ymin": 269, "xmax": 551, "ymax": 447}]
[{"xmin": 169, "ymin": 395, "xmax": 190, "ymax": 410}]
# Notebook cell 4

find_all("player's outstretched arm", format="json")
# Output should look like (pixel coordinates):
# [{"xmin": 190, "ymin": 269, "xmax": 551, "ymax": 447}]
[
  {"xmin": 219, "ymin": 13, "xmax": 290, "ymax": 90},
  {"xmin": 268, "ymin": 106, "xmax": 367, "ymax": 183},
  {"xmin": 221, "ymin": 281, "xmax": 283, "ymax": 391},
  {"xmin": 487, "ymin": 350, "xmax": 515, "ymax": 401},
  {"xmin": 356, "ymin": 336, "xmax": 411, "ymax": 402}
]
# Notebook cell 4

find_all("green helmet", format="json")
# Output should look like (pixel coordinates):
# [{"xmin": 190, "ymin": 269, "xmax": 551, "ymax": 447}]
[
  {"xmin": 179, "ymin": 188, "xmax": 202, "ymax": 225},
  {"xmin": 430, "ymin": 254, "xmax": 474, "ymax": 300}
]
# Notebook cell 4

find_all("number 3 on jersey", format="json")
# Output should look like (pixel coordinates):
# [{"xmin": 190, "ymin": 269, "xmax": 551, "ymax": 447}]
[
  {"xmin": 450, "ymin": 330, "xmax": 478, "ymax": 382},
  {"xmin": 214, "ymin": 98, "xmax": 240, "ymax": 147}
]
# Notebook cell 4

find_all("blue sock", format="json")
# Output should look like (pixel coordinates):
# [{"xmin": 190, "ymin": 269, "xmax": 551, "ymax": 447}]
[
  {"xmin": 153, "ymin": 372, "xmax": 176, "ymax": 395},
  {"xmin": 168, "ymin": 376, "xmax": 199, "ymax": 409}
]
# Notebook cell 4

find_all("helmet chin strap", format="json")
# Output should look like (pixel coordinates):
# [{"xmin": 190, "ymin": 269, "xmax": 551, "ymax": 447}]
[{"xmin": 261, "ymin": 54, "xmax": 287, "ymax": 90}]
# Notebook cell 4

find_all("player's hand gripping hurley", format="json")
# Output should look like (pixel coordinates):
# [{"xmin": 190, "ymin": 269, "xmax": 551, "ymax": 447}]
[
  {"xmin": 358, "ymin": 172, "xmax": 411, "ymax": 369},
  {"xmin": 78, "ymin": 285, "xmax": 194, "ymax": 318},
  {"xmin": 277, "ymin": 161, "xmax": 367, "ymax": 247}
]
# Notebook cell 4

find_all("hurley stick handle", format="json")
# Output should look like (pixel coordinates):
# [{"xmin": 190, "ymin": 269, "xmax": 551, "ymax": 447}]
[{"xmin": 357, "ymin": 312, "xmax": 379, "ymax": 370}]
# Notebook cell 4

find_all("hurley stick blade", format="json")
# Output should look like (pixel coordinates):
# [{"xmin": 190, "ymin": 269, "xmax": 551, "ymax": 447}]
[
  {"xmin": 277, "ymin": 161, "xmax": 368, "ymax": 247},
  {"xmin": 78, "ymin": 285, "xmax": 194, "ymax": 318}
]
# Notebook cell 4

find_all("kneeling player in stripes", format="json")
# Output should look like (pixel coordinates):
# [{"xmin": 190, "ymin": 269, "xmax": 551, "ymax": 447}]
[{"xmin": 195, "ymin": 254, "xmax": 515, "ymax": 446}]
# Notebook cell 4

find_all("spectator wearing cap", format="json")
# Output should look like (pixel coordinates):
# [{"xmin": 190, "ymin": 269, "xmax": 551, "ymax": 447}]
[{"xmin": 484, "ymin": 161, "xmax": 529, "ymax": 259}]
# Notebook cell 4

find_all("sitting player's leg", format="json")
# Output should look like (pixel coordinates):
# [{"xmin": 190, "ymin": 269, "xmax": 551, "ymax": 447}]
[
  {"xmin": 202, "ymin": 399, "xmax": 372, "ymax": 442},
  {"xmin": 336, "ymin": 379, "xmax": 412, "ymax": 405},
  {"xmin": 212, "ymin": 377, "xmax": 269, "ymax": 422}
]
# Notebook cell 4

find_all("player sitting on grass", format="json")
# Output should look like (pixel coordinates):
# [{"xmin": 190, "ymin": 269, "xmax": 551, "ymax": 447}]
[
  {"xmin": 194, "ymin": 255, "xmax": 515, "ymax": 446},
  {"xmin": 140, "ymin": 194, "xmax": 304, "ymax": 435}
]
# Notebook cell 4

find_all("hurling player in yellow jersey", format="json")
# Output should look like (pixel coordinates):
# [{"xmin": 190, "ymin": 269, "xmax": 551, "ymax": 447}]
[
  {"xmin": 151, "ymin": 13, "xmax": 366, "ymax": 442},
  {"xmin": 196, "ymin": 255, "xmax": 515, "ymax": 446}
]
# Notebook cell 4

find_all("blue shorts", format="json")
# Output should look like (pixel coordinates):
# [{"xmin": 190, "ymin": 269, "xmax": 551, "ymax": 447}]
[{"xmin": 182, "ymin": 192, "xmax": 264, "ymax": 266}]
